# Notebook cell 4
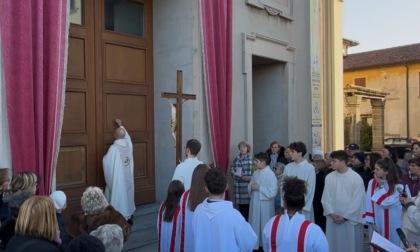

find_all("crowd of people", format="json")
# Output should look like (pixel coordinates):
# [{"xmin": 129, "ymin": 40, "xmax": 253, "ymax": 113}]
[{"xmin": 158, "ymin": 139, "xmax": 420, "ymax": 252}]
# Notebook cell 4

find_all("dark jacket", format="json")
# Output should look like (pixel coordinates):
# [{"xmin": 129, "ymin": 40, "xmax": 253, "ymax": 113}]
[
  {"xmin": 66, "ymin": 205, "xmax": 131, "ymax": 242},
  {"xmin": 6, "ymin": 234, "xmax": 60, "ymax": 252},
  {"xmin": 0, "ymin": 217, "xmax": 16, "ymax": 249}
]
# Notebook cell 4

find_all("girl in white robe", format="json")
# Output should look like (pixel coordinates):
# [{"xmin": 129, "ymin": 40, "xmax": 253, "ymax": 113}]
[
  {"xmin": 157, "ymin": 180, "xmax": 184, "ymax": 252},
  {"xmin": 364, "ymin": 158, "xmax": 403, "ymax": 249},
  {"xmin": 176, "ymin": 164, "xmax": 210, "ymax": 252},
  {"xmin": 263, "ymin": 176, "xmax": 328, "ymax": 252}
]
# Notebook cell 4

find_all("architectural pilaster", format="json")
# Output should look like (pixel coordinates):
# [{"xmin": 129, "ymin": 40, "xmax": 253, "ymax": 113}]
[{"xmin": 371, "ymin": 99, "xmax": 386, "ymax": 152}]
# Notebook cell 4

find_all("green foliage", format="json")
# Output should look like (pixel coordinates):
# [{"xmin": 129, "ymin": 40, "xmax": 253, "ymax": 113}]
[{"xmin": 360, "ymin": 121, "xmax": 372, "ymax": 152}]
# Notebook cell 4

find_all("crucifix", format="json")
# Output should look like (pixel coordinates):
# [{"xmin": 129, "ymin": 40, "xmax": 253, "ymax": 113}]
[{"xmin": 161, "ymin": 70, "xmax": 197, "ymax": 164}]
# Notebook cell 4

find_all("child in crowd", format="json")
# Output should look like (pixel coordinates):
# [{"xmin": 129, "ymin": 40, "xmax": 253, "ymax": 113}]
[
  {"xmin": 248, "ymin": 152, "xmax": 277, "ymax": 251},
  {"xmin": 50, "ymin": 190, "xmax": 68, "ymax": 246},
  {"xmin": 157, "ymin": 180, "xmax": 185, "ymax": 252}
]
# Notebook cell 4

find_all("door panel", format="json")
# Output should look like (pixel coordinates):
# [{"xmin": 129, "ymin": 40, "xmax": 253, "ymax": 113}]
[{"xmin": 57, "ymin": 0, "xmax": 154, "ymax": 214}]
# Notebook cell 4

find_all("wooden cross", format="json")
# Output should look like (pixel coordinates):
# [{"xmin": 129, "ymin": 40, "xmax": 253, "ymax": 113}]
[{"xmin": 161, "ymin": 70, "xmax": 196, "ymax": 164}]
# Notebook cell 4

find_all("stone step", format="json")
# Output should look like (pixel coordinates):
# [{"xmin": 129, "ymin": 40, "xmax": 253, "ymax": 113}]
[{"xmin": 123, "ymin": 202, "xmax": 160, "ymax": 251}]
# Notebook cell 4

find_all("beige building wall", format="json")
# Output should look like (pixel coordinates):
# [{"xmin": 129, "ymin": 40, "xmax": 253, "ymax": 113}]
[{"xmin": 344, "ymin": 63, "xmax": 420, "ymax": 140}]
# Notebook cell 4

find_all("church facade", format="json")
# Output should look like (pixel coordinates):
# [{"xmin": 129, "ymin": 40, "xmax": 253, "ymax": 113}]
[{"xmin": 0, "ymin": 0, "xmax": 345, "ymax": 208}]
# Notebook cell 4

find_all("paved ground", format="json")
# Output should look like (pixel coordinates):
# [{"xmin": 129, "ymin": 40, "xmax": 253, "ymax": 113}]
[{"xmin": 123, "ymin": 202, "xmax": 159, "ymax": 251}]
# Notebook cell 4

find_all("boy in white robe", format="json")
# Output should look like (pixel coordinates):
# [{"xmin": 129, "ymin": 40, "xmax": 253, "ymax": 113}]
[
  {"xmin": 248, "ymin": 152, "xmax": 278, "ymax": 250},
  {"xmin": 283, "ymin": 141, "xmax": 316, "ymax": 221},
  {"xmin": 102, "ymin": 119, "xmax": 135, "ymax": 222},
  {"xmin": 321, "ymin": 150, "xmax": 365, "ymax": 252},
  {"xmin": 192, "ymin": 168, "xmax": 257, "ymax": 252},
  {"xmin": 263, "ymin": 176, "xmax": 328, "ymax": 252}
]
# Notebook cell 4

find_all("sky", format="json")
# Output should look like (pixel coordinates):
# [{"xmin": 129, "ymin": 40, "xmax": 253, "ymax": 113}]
[{"xmin": 343, "ymin": 0, "xmax": 420, "ymax": 54}]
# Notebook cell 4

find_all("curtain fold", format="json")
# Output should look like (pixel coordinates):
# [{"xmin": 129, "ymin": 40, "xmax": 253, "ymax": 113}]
[
  {"xmin": 0, "ymin": 0, "xmax": 69, "ymax": 195},
  {"xmin": 201, "ymin": 0, "xmax": 233, "ymax": 173}
]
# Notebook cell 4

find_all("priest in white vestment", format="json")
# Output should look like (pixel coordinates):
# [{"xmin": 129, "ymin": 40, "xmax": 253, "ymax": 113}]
[
  {"xmin": 103, "ymin": 119, "xmax": 136, "ymax": 221},
  {"xmin": 321, "ymin": 150, "xmax": 365, "ymax": 252},
  {"xmin": 283, "ymin": 142, "xmax": 316, "ymax": 221}
]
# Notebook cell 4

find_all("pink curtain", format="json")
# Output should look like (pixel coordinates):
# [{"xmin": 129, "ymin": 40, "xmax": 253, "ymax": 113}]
[
  {"xmin": 0, "ymin": 0, "xmax": 68, "ymax": 195},
  {"xmin": 201, "ymin": 0, "xmax": 233, "ymax": 174}
]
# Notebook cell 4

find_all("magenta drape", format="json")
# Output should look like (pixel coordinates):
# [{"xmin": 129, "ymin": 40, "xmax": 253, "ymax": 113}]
[
  {"xmin": 201, "ymin": 0, "xmax": 233, "ymax": 173},
  {"xmin": 0, "ymin": 1, "xmax": 68, "ymax": 195}
]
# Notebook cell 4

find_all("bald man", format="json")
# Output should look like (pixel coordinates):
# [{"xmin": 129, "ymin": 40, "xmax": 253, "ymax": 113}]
[{"xmin": 103, "ymin": 119, "xmax": 135, "ymax": 224}]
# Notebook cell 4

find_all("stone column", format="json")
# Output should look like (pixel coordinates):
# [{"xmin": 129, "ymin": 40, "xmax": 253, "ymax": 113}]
[
  {"xmin": 371, "ymin": 99, "xmax": 386, "ymax": 152},
  {"xmin": 345, "ymin": 95, "xmax": 362, "ymax": 145}
]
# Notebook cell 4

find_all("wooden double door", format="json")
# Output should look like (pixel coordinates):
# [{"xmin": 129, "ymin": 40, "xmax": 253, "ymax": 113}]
[{"xmin": 57, "ymin": 0, "xmax": 155, "ymax": 213}]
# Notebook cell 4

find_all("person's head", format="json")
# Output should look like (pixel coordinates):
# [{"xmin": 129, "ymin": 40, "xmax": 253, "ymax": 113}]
[
  {"xmin": 347, "ymin": 143, "xmax": 360, "ymax": 156},
  {"xmin": 68, "ymin": 234, "xmax": 106, "ymax": 252},
  {"xmin": 50, "ymin": 190, "xmax": 67, "ymax": 213},
  {"xmin": 0, "ymin": 168, "xmax": 10, "ymax": 191},
  {"xmin": 329, "ymin": 150, "xmax": 349, "ymax": 170},
  {"xmin": 269, "ymin": 141, "xmax": 281, "ymax": 154},
  {"xmin": 185, "ymin": 139, "xmax": 201, "ymax": 157},
  {"xmin": 284, "ymin": 147, "xmax": 292, "ymax": 160},
  {"xmin": 81, "ymin": 186, "xmax": 107, "ymax": 215},
  {"xmin": 312, "ymin": 159, "xmax": 327, "ymax": 173},
  {"xmin": 382, "ymin": 145, "xmax": 398, "ymax": 163},
  {"xmin": 163, "ymin": 180, "xmax": 185, "ymax": 222},
  {"xmin": 324, "ymin": 152, "xmax": 331, "ymax": 166},
  {"xmin": 374, "ymin": 158, "xmax": 400, "ymax": 192},
  {"xmin": 254, "ymin": 152, "xmax": 270, "ymax": 169},
  {"xmin": 365, "ymin": 152, "xmax": 382, "ymax": 171},
  {"xmin": 312, "ymin": 150, "xmax": 324, "ymax": 160},
  {"xmin": 351, "ymin": 152, "xmax": 365, "ymax": 166},
  {"xmin": 287, "ymin": 142, "xmax": 307, "ymax": 160},
  {"xmin": 113, "ymin": 127, "xmax": 126, "ymax": 140},
  {"xmin": 412, "ymin": 142, "xmax": 420, "ymax": 157},
  {"xmin": 282, "ymin": 176, "xmax": 307, "ymax": 212},
  {"xmin": 238, "ymin": 141, "xmax": 251, "ymax": 155},
  {"xmin": 90, "ymin": 224, "xmax": 124, "ymax": 252},
  {"xmin": 408, "ymin": 156, "xmax": 420, "ymax": 176},
  {"xmin": 204, "ymin": 168, "xmax": 227, "ymax": 196},
  {"xmin": 189, "ymin": 164, "xmax": 210, "ymax": 211},
  {"xmin": 8, "ymin": 191, "xmax": 33, "ymax": 219},
  {"xmin": 10, "ymin": 171, "xmax": 38, "ymax": 194},
  {"xmin": 15, "ymin": 196, "xmax": 59, "ymax": 242}
]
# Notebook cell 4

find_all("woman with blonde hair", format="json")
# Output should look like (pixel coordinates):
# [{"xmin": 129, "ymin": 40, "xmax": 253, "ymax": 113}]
[
  {"xmin": 0, "ymin": 171, "xmax": 37, "ymax": 221},
  {"xmin": 6, "ymin": 196, "xmax": 60, "ymax": 251}
]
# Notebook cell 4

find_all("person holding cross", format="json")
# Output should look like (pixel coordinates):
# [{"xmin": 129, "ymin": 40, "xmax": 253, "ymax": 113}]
[{"xmin": 172, "ymin": 139, "xmax": 203, "ymax": 190}]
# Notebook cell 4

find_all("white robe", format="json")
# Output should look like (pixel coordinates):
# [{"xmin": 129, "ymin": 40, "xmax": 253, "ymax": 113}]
[
  {"xmin": 102, "ymin": 127, "xmax": 135, "ymax": 219},
  {"xmin": 263, "ymin": 212, "xmax": 329, "ymax": 252},
  {"xmin": 401, "ymin": 192, "xmax": 420, "ymax": 246},
  {"xmin": 364, "ymin": 179, "xmax": 403, "ymax": 247},
  {"xmin": 172, "ymin": 158, "xmax": 203, "ymax": 190},
  {"xmin": 176, "ymin": 190, "xmax": 194, "ymax": 252},
  {"xmin": 321, "ymin": 168, "xmax": 365, "ymax": 252},
  {"xmin": 157, "ymin": 202, "xmax": 181, "ymax": 252},
  {"xmin": 248, "ymin": 166, "xmax": 277, "ymax": 249},
  {"xmin": 192, "ymin": 199, "xmax": 257, "ymax": 252},
  {"xmin": 283, "ymin": 159, "xmax": 316, "ymax": 221}
]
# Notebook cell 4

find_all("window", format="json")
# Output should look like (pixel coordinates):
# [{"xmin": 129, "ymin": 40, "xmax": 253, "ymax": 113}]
[
  {"xmin": 104, "ymin": 0, "xmax": 144, "ymax": 37},
  {"xmin": 354, "ymin": 77, "xmax": 366, "ymax": 87}
]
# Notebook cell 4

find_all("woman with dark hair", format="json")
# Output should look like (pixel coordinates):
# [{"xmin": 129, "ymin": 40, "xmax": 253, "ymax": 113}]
[
  {"xmin": 157, "ymin": 180, "xmax": 185, "ymax": 252},
  {"xmin": 263, "ymin": 176, "xmax": 328, "ymax": 251},
  {"xmin": 364, "ymin": 158, "xmax": 403, "ymax": 247},
  {"xmin": 382, "ymin": 145, "xmax": 403, "ymax": 177},
  {"xmin": 176, "ymin": 164, "xmax": 210, "ymax": 252},
  {"xmin": 361, "ymin": 152, "xmax": 382, "ymax": 190},
  {"xmin": 312, "ymin": 159, "xmax": 328, "ymax": 232},
  {"xmin": 266, "ymin": 141, "xmax": 287, "ymax": 170},
  {"xmin": 6, "ymin": 196, "xmax": 60, "ymax": 251}
]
